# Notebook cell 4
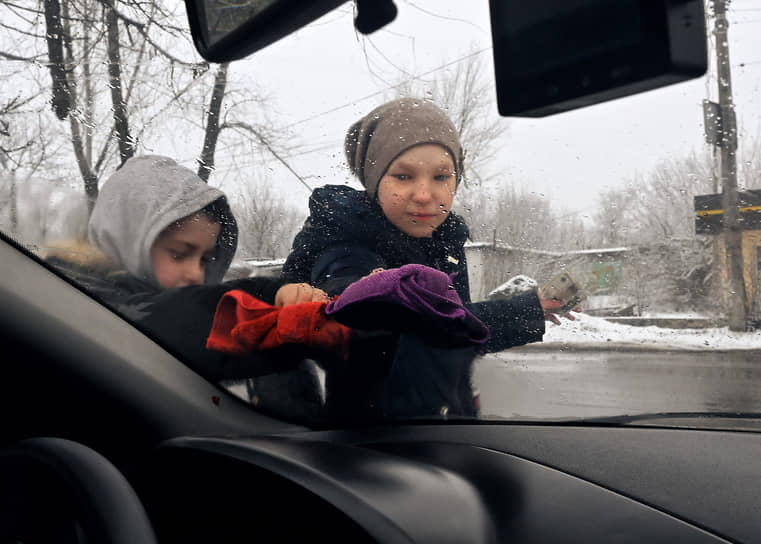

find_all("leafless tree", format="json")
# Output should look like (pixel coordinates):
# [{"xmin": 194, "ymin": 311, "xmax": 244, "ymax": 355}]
[
  {"xmin": 587, "ymin": 151, "xmax": 716, "ymax": 246},
  {"xmin": 197, "ymin": 63, "xmax": 229, "ymax": 182},
  {"xmin": 2, "ymin": 0, "xmax": 297, "ymax": 232},
  {"xmin": 3, "ymin": 0, "xmax": 210, "ymax": 200},
  {"xmin": 231, "ymin": 176, "xmax": 307, "ymax": 259},
  {"xmin": 553, "ymin": 211, "xmax": 590, "ymax": 252},
  {"xmin": 452, "ymin": 184, "xmax": 493, "ymax": 241},
  {"xmin": 194, "ymin": 62, "xmax": 304, "ymax": 190},
  {"xmin": 392, "ymin": 52, "xmax": 508, "ymax": 186},
  {"xmin": 590, "ymin": 186, "xmax": 637, "ymax": 247},
  {"xmin": 20, "ymin": 179, "xmax": 88, "ymax": 249},
  {"xmin": 1, "ymin": 94, "xmax": 84, "ymax": 245},
  {"xmin": 738, "ymin": 128, "xmax": 761, "ymax": 189},
  {"xmin": 492, "ymin": 186, "xmax": 559, "ymax": 248},
  {"xmin": 0, "ymin": 94, "xmax": 55, "ymax": 235},
  {"xmin": 454, "ymin": 180, "xmax": 589, "ymax": 251}
]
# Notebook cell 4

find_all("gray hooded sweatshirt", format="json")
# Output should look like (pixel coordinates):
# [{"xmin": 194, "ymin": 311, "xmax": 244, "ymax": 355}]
[{"xmin": 88, "ymin": 155, "xmax": 237, "ymax": 286}]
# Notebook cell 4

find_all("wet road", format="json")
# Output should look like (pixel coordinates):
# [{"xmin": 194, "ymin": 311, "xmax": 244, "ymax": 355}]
[{"xmin": 474, "ymin": 348, "xmax": 761, "ymax": 420}]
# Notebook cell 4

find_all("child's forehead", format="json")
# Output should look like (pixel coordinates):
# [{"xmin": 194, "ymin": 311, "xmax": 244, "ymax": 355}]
[
  {"xmin": 171, "ymin": 211, "xmax": 217, "ymax": 228},
  {"xmin": 392, "ymin": 144, "xmax": 455, "ymax": 167},
  {"xmin": 161, "ymin": 212, "xmax": 221, "ymax": 238}
]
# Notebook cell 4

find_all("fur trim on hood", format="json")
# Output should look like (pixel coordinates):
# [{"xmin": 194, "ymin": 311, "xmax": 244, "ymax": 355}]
[{"xmin": 42, "ymin": 239, "xmax": 122, "ymax": 274}]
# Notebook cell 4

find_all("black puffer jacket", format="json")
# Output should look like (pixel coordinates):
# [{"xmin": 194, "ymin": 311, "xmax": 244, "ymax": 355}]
[
  {"xmin": 45, "ymin": 244, "xmax": 308, "ymax": 383},
  {"xmin": 283, "ymin": 185, "xmax": 546, "ymax": 420},
  {"xmin": 284, "ymin": 185, "xmax": 545, "ymax": 353}
]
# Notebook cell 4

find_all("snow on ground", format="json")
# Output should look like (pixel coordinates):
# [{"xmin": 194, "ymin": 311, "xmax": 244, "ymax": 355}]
[{"xmin": 534, "ymin": 313, "xmax": 761, "ymax": 351}]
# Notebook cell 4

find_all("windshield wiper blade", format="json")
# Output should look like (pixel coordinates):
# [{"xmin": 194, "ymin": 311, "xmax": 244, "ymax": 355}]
[{"xmin": 571, "ymin": 411, "xmax": 761, "ymax": 425}]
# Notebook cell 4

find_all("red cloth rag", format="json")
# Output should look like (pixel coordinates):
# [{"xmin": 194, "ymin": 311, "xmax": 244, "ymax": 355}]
[{"xmin": 206, "ymin": 290, "xmax": 351, "ymax": 359}]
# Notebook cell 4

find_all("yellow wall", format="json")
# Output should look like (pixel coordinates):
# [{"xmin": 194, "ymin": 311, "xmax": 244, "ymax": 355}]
[
  {"xmin": 717, "ymin": 230, "xmax": 761, "ymax": 313},
  {"xmin": 743, "ymin": 231, "xmax": 761, "ymax": 312}
]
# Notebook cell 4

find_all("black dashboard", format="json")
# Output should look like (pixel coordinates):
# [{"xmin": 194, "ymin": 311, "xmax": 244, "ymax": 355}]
[{"xmin": 137, "ymin": 423, "xmax": 758, "ymax": 543}]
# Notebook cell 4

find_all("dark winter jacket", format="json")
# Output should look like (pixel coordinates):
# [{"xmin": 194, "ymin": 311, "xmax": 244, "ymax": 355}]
[
  {"xmin": 44, "ymin": 242, "xmax": 307, "ymax": 382},
  {"xmin": 283, "ymin": 185, "xmax": 546, "ymax": 353},
  {"xmin": 282, "ymin": 185, "xmax": 546, "ymax": 420}
]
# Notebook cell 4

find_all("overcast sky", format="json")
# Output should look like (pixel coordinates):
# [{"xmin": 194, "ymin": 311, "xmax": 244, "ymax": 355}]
[{"xmin": 208, "ymin": 0, "xmax": 761, "ymax": 218}]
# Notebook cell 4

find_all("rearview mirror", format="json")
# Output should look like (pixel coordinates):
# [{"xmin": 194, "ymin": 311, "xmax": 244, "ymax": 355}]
[
  {"xmin": 490, "ymin": 0, "xmax": 708, "ymax": 116},
  {"xmin": 183, "ymin": 0, "xmax": 708, "ymax": 118},
  {"xmin": 184, "ymin": 0, "xmax": 345, "ymax": 63}
]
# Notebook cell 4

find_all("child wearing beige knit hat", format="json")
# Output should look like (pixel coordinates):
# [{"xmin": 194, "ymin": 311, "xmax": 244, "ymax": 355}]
[{"xmin": 282, "ymin": 97, "xmax": 573, "ymax": 422}]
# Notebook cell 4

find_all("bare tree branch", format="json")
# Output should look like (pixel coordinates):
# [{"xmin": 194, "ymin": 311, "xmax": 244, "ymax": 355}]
[
  {"xmin": 131, "ymin": 65, "xmax": 210, "ymax": 146},
  {"xmin": 197, "ymin": 63, "xmax": 229, "ymax": 182},
  {"xmin": 393, "ymin": 51, "xmax": 507, "ymax": 186},
  {"xmin": 232, "ymin": 177, "xmax": 307, "ymax": 259},
  {"xmin": 3, "ymin": 0, "xmax": 294, "ymax": 225},
  {"xmin": 3, "ymin": 0, "xmax": 44, "ymax": 25},
  {"xmin": 0, "ymin": 21, "xmax": 48, "ymax": 39},
  {"xmin": 60, "ymin": 0, "xmax": 98, "ymax": 210},
  {"xmin": 0, "ymin": 50, "xmax": 42, "ymax": 61},
  {"xmin": 43, "ymin": 0, "xmax": 72, "ymax": 120},
  {"xmin": 82, "ymin": 9, "xmax": 94, "ymax": 165},
  {"xmin": 105, "ymin": 2, "xmax": 201, "ymax": 67},
  {"xmin": 104, "ymin": 0, "xmax": 133, "ymax": 165},
  {"xmin": 222, "ymin": 120, "xmax": 313, "ymax": 192}
]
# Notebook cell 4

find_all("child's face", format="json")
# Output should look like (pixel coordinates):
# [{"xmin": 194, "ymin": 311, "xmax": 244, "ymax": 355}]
[
  {"xmin": 377, "ymin": 144, "xmax": 457, "ymax": 238},
  {"xmin": 150, "ymin": 212, "xmax": 221, "ymax": 288}
]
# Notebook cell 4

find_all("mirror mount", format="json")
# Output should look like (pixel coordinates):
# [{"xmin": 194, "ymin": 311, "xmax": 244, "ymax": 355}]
[{"xmin": 354, "ymin": 0, "xmax": 397, "ymax": 35}]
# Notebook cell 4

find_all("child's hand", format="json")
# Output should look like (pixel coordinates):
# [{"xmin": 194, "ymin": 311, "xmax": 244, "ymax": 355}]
[
  {"xmin": 275, "ymin": 283, "xmax": 330, "ymax": 307},
  {"xmin": 539, "ymin": 296, "xmax": 580, "ymax": 325},
  {"xmin": 360, "ymin": 267, "xmax": 385, "ymax": 279}
]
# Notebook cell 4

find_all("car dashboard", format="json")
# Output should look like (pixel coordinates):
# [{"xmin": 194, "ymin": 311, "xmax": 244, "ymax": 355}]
[{"xmin": 128, "ymin": 422, "xmax": 757, "ymax": 543}]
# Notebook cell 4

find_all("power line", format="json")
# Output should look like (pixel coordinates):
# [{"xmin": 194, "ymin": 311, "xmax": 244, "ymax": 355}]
[
  {"xmin": 365, "ymin": 36, "xmax": 414, "ymax": 78},
  {"xmin": 278, "ymin": 47, "xmax": 491, "ymax": 131},
  {"xmin": 401, "ymin": 0, "xmax": 488, "ymax": 34},
  {"xmin": 357, "ymin": 29, "xmax": 396, "ymax": 88},
  {"xmin": 280, "ymin": 141, "xmax": 344, "ymax": 159}
]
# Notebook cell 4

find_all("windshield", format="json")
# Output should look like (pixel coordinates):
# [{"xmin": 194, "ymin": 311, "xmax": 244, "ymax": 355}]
[{"xmin": 2, "ymin": 0, "xmax": 760, "ymax": 429}]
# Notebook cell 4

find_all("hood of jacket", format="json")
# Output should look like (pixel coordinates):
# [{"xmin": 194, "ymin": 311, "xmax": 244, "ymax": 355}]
[{"xmin": 88, "ymin": 155, "xmax": 237, "ymax": 286}]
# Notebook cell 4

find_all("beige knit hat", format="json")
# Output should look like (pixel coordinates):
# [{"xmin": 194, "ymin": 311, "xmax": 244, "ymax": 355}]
[{"xmin": 344, "ymin": 98, "xmax": 464, "ymax": 198}]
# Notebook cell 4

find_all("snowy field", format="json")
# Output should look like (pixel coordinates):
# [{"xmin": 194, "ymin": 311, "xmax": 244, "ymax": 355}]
[{"xmin": 534, "ymin": 313, "xmax": 761, "ymax": 351}]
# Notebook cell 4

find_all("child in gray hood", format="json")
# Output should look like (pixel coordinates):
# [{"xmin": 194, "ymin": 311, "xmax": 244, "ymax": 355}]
[
  {"xmin": 88, "ymin": 155, "xmax": 238, "ymax": 288},
  {"xmin": 45, "ymin": 156, "xmax": 329, "ymax": 414}
]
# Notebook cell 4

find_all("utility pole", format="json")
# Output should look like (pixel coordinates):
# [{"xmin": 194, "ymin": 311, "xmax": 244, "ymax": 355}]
[{"xmin": 712, "ymin": 0, "xmax": 747, "ymax": 331}]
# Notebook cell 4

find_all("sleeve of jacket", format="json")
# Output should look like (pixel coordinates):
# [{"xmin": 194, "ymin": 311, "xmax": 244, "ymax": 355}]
[
  {"xmin": 125, "ymin": 277, "xmax": 306, "ymax": 381},
  {"xmin": 281, "ymin": 219, "xmax": 316, "ymax": 284},
  {"xmin": 467, "ymin": 291, "xmax": 546, "ymax": 353},
  {"xmin": 311, "ymin": 245, "xmax": 386, "ymax": 296}
]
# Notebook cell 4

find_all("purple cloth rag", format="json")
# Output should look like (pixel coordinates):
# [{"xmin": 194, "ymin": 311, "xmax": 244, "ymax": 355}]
[{"xmin": 325, "ymin": 264, "xmax": 489, "ymax": 347}]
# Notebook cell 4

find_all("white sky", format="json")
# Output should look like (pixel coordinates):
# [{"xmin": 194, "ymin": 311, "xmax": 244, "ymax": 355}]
[{"xmin": 213, "ymin": 0, "xmax": 761, "ymax": 218}]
